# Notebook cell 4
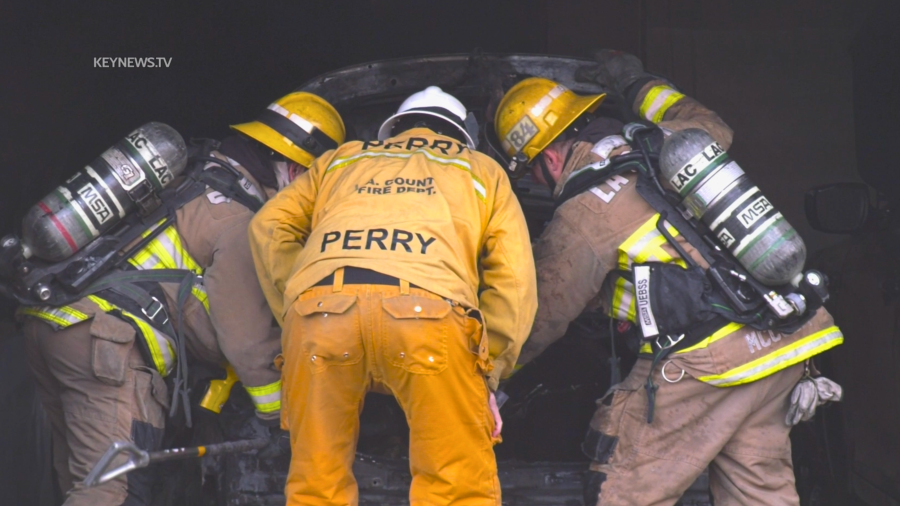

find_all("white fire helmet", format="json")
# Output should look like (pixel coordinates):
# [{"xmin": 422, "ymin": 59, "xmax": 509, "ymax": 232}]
[{"xmin": 377, "ymin": 86, "xmax": 479, "ymax": 148}]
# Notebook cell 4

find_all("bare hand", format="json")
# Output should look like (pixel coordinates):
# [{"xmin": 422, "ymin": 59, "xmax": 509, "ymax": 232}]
[{"xmin": 488, "ymin": 390, "xmax": 503, "ymax": 438}]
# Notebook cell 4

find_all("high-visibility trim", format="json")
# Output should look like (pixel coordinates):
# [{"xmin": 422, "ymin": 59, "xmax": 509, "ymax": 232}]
[
  {"xmin": 639, "ymin": 342, "xmax": 652, "ymax": 354},
  {"xmin": 676, "ymin": 322, "xmax": 745, "ymax": 354},
  {"xmin": 192, "ymin": 284, "xmax": 210, "ymax": 312},
  {"xmin": 87, "ymin": 294, "xmax": 176, "ymax": 376},
  {"xmin": 128, "ymin": 225, "xmax": 203, "ymax": 274},
  {"xmin": 697, "ymin": 326, "xmax": 844, "ymax": 387},
  {"xmin": 609, "ymin": 277, "xmax": 636, "ymax": 322},
  {"xmin": 530, "ymin": 84, "xmax": 567, "ymax": 117},
  {"xmin": 129, "ymin": 314, "xmax": 176, "ymax": 376},
  {"xmin": 268, "ymin": 103, "xmax": 315, "ymax": 133},
  {"xmin": 324, "ymin": 149, "xmax": 486, "ymax": 202},
  {"xmin": 617, "ymin": 215, "xmax": 683, "ymax": 270},
  {"xmin": 610, "ymin": 214, "xmax": 687, "ymax": 323},
  {"xmin": 17, "ymin": 305, "xmax": 90, "ymax": 329},
  {"xmin": 640, "ymin": 86, "xmax": 685, "ymax": 123},
  {"xmin": 126, "ymin": 223, "xmax": 209, "ymax": 313},
  {"xmin": 245, "ymin": 380, "xmax": 282, "ymax": 413}
]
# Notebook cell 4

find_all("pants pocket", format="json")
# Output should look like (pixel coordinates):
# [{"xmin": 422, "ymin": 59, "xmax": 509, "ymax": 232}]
[
  {"xmin": 382, "ymin": 294, "xmax": 452, "ymax": 374},
  {"xmin": 582, "ymin": 373, "xmax": 643, "ymax": 463},
  {"xmin": 132, "ymin": 366, "xmax": 168, "ymax": 429},
  {"xmin": 89, "ymin": 312, "xmax": 137, "ymax": 386},
  {"xmin": 292, "ymin": 293, "xmax": 362, "ymax": 374}
]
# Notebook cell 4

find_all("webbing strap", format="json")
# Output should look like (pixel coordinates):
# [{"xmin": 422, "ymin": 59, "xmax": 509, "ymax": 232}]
[
  {"xmin": 84, "ymin": 268, "xmax": 197, "ymax": 427},
  {"xmin": 192, "ymin": 157, "xmax": 264, "ymax": 212}
]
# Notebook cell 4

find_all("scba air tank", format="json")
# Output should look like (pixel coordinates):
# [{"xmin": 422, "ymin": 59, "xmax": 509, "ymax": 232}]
[
  {"xmin": 22, "ymin": 122, "xmax": 188, "ymax": 262},
  {"xmin": 659, "ymin": 128, "xmax": 806, "ymax": 286}
]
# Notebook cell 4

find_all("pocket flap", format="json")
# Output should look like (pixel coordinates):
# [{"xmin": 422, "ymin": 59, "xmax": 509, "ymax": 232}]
[
  {"xmin": 89, "ymin": 312, "xmax": 137, "ymax": 344},
  {"xmin": 295, "ymin": 294, "xmax": 357, "ymax": 316},
  {"xmin": 382, "ymin": 296, "xmax": 452, "ymax": 320}
]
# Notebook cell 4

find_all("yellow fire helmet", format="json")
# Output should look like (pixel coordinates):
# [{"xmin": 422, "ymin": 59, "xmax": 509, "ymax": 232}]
[
  {"xmin": 231, "ymin": 92, "xmax": 346, "ymax": 168},
  {"xmin": 494, "ymin": 77, "xmax": 605, "ymax": 171}
]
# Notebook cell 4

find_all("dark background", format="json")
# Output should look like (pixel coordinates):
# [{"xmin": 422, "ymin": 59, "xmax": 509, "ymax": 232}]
[
  {"xmin": 3, "ymin": 0, "xmax": 897, "ymax": 260},
  {"xmin": 1, "ymin": 1, "xmax": 899, "ymax": 505}
]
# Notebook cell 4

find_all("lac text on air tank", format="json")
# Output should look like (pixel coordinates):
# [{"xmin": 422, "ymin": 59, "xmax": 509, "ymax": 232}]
[
  {"xmin": 659, "ymin": 128, "xmax": 806, "ymax": 286},
  {"xmin": 21, "ymin": 122, "xmax": 187, "ymax": 262}
]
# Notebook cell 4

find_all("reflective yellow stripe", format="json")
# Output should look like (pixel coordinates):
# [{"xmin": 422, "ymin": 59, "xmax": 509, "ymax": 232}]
[
  {"xmin": 639, "ymin": 85, "xmax": 685, "ymax": 123},
  {"xmin": 245, "ymin": 380, "xmax": 282, "ymax": 413},
  {"xmin": 697, "ymin": 326, "xmax": 844, "ymax": 387},
  {"xmin": 611, "ymin": 214, "xmax": 687, "ymax": 322},
  {"xmin": 18, "ymin": 307, "xmax": 70, "ymax": 328},
  {"xmin": 129, "ymin": 316, "xmax": 170, "ymax": 376},
  {"xmin": 17, "ymin": 305, "xmax": 91, "ymax": 329},
  {"xmin": 87, "ymin": 295, "xmax": 176, "ymax": 376},
  {"xmin": 676, "ymin": 322, "xmax": 745, "ymax": 354},
  {"xmin": 126, "ymin": 224, "xmax": 208, "ymax": 313},
  {"xmin": 192, "ymin": 285, "xmax": 210, "ymax": 312},
  {"xmin": 325, "ymin": 149, "xmax": 486, "ymax": 202},
  {"xmin": 608, "ymin": 277, "xmax": 636, "ymax": 322},
  {"xmin": 639, "ymin": 342, "xmax": 652, "ymax": 354}
]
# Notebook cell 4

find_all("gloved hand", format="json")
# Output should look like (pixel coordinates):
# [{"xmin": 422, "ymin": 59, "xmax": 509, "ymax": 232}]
[
  {"xmin": 240, "ymin": 413, "xmax": 291, "ymax": 460},
  {"xmin": 580, "ymin": 49, "xmax": 647, "ymax": 96},
  {"xmin": 785, "ymin": 376, "xmax": 843, "ymax": 426},
  {"xmin": 257, "ymin": 425, "xmax": 291, "ymax": 459}
]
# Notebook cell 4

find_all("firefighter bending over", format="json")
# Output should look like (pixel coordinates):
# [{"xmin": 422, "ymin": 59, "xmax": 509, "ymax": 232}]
[{"xmin": 249, "ymin": 86, "xmax": 537, "ymax": 506}]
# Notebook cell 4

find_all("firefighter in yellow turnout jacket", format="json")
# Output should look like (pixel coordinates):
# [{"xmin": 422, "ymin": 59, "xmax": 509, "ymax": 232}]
[
  {"xmin": 495, "ymin": 52, "xmax": 843, "ymax": 505},
  {"xmin": 20, "ymin": 92, "xmax": 344, "ymax": 506},
  {"xmin": 249, "ymin": 86, "xmax": 537, "ymax": 506}
]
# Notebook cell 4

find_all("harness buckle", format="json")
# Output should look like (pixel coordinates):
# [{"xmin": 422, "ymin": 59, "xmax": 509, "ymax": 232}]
[
  {"xmin": 142, "ymin": 297, "xmax": 169, "ymax": 327},
  {"xmin": 655, "ymin": 333, "xmax": 685, "ymax": 350}
]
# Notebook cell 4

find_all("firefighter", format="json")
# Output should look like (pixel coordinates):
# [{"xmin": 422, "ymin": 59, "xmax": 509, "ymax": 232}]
[
  {"xmin": 20, "ymin": 92, "xmax": 345, "ymax": 505},
  {"xmin": 494, "ymin": 51, "xmax": 844, "ymax": 505},
  {"xmin": 249, "ymin": 86, "xmax": 537, "ymax": 506}
]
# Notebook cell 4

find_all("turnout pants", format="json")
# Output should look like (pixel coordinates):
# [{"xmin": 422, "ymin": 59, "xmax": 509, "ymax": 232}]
[
  {"xmin": 281, "ymin": 281, "xmax": 500, "ymax": 506},
  {"xmin": 23, "ymin": 318, "xmax": 168, "ymax": 506},
  {"xmin": 583, "ymin": 357, "xmax": 804, "ymax": 506}
]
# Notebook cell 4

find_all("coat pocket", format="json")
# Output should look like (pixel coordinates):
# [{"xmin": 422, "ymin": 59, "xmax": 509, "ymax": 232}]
[
  {"xmin": 292, "ymin": 293, "xmax": 362, "ymax": 374},
  {"xmin": 382, "ymin": 295, "xmax": 452, "ymax": 374},
  {"xmin": 89, "ymin": 312, "xmax": 137, "ymax": 387}
]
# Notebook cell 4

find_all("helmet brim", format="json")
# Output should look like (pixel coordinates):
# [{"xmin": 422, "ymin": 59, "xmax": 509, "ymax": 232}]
[
  {"xmin": 524, "ymin": 92, "xmax": 606, "ymax": 162},
  {"xmin": 378, "ymin": 109, "xmax": 476, "ymax": 149},
  {"xmin": 230, "ymin": 121, "xmax": 314, "ymax": 168}
]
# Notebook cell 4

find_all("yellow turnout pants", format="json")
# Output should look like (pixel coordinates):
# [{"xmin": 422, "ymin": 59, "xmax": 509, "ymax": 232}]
[{"xmin": 281, "ymin": 280, "xmax": 500, "ymax": 506}]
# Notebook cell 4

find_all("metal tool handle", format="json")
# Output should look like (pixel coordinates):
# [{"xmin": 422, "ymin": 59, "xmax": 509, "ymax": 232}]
[
  {"xmin": 83, "ymin": 441, "xmax": 150, "ymax": 488},
  {"xmin": 83, "ymin": 438, "xmax": 268, "ymax": 488}
]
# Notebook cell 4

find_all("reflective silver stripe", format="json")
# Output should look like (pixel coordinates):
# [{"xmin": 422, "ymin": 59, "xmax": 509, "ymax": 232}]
[
  {"xmin": 145, "ymin": 324, "xmax": 176, "ymax": 376},
  {"xmin": 701, "ymin": 328, "xmax": 843, "ymax": 387},
  {"xmin": 249, "ymin": 389, "xmax": 281, "ymax": 407},
  {"xmin": 327, "ymin": 149, "xmax": 471, "ymax": 172},
  {"xmin": 530, "ymin": 84, "xmax": 567, "ymax": 117},
  {"xmin": 733, "ymin": 213, "xmax": 784, "ymax": 257},
  {"xmin": 643, "ymin": 88, "xmax": 684, "ymax": 123},
  {"xmin": 707, "ymin": 183, "xmax": 758, "ymax": 231},
  {"xmin": 17, "ymin": 305, "xmax": 90, "ymax": 328},
  {"xmin": 268, "ymin": 103, "xmax": 314, "ymax": 133},
  {"xmin": 685, "ymin": 161, "xmax": 746, "ymax": 219}
]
